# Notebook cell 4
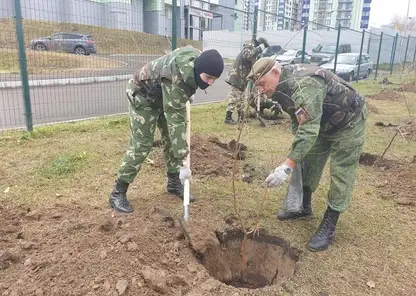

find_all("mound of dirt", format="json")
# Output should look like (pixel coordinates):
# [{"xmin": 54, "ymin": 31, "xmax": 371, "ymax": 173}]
[
  {"xmin": 378, "ymin": 161, "xmax": 416, "ymax": 207},
  {"xmin": 367, "ymin": 90, "xmax": 401, "ymax": 101},
  {"xmin": 359, "ymin": 153, "xmax": 416, "ymax": 207},
  {"xmin": 374, "ymin": 119, "xmax": 416, "ymax": 141},
  {"xmin": 0, "ymin": 205, "xmax": 210, "ymax": 295},
  {"xmin": 152, "ymin": 135, "xmax": 247, "ymax": 179},
  {"xmin": 358, "ymin": 152, "xmax": 401, "ymax": 169},
  {"xmin": 396, "ymin": 82, "xmax": 416, "ymax": 93},
  {"xmin": 0, "ymin": 203, "xmax": 301, "ymax": 296}
]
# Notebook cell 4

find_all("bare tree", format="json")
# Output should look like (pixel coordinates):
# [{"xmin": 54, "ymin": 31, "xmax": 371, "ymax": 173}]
[{"xmin": 389, "ymin": 15, "xmax": 416, "ymax": 32}]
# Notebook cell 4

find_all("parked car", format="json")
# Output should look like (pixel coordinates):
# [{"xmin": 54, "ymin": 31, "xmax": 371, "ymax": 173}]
[
  {"xmin": 30, "ymin": 32, "xmax": 97, "ymax": 55},
  {"xmin": 310, "ymin": 43, "xmax": 351, "ymax": 65},
  {"xmin": 261, "ymin": 45, "xmax": 283, "ymax": 58},
  {"xmin": 320, "ymin": 53, "xmax": 373, "ymax": 82},
  {"xmin": 275, "ymin": 49, "xmax": 311, "ymax": 64}
]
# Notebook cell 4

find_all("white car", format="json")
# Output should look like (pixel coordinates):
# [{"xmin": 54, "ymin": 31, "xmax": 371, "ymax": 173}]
[
  {"xmin": 275, "ymin": 49, "xmax": 311, "ymax": 64},
  {"xmin": 320, "ymin": 53, "xmax": 373, "ymax": 82}
]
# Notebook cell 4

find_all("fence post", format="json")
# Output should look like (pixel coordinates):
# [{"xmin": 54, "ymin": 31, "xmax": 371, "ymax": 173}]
[
  {"xmin": 252, "ymin": 0, "xmax": 259, "ymax": 41},
  {"xmin": 374, "ymin": 32, "xmax": 383, "ymax": 80},
  {"xmin": 413, "ymin": 38, "xmax": 416, "ymax": 70},
  {"xmin": 403, "ymin": 35, "xmax": 410, "ymax": 72},
  {"xmin": 356, "ymin": 29, "xmax": 365, "ymax": 82},
  {"xmin": 301, "ymin": 24, "xmax": 308, "ymax": 63},
  {"xmin": 172, "ymin": 0, "xmax": 177, "ymax": 50},
  {"xmin": 367, "ymin": 33, "xmax": 371, "ymax": 54},
  {"xmin": 389, "ymin": 33, "xmax": 398, "ymax": 75},
  {"xmin": 14, "ymin": 0, "xmax": 33, "ymax": 132},
  {"xmin": 333, "ymin": 24, "xmax": 341, "ymax": 73}
]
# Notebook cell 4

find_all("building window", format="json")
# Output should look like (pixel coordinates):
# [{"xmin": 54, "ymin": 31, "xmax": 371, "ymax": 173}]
[{"xmin": 165, "ymin": 6, "xmax": 172, "ymax": 19}]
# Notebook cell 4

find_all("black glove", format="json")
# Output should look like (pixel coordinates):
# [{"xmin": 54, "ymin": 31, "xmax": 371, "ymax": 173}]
[{"xmin": 257, "ymin": 37, "xmax": 269, "ymax": 48}]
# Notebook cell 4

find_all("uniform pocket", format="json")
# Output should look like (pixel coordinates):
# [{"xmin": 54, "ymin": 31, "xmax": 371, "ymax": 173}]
[{"xmin": 126, "ymin": 79, "xmax": 148, "ymax": 110}]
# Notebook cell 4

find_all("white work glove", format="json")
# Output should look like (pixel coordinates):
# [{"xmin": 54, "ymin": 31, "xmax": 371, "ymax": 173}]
[
  {"xmin": 265, "ymin": 164, "xmax": 292, "ymax": 187},
  {"xmin": 179, "ymin": 166, "xmax": 192, "ymax": 185}
]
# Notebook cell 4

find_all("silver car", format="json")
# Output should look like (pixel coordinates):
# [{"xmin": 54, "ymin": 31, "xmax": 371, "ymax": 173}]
[
  {"xmin": 320, "ymin": 53, "xmax": 373, "ymax": 82},
  {"xmin": 29, "ymin": 32, "xmax": 97, "ymax": 55},
  {"xmin": 275, "ymin": 49, "xmax": 311, "ymax": 64}
]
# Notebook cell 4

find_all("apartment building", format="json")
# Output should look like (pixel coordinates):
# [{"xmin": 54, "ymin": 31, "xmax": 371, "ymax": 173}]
[
  {"xmin": 300, "ymin": 0, "xmax": 371, "ymax": 30},
  {"xmin": 259, "ymin": 0, "xmax": 302, "ymax": 31}
]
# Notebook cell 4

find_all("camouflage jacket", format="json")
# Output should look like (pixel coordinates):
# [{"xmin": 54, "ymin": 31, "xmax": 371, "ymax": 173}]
[
  {"xmin": 272, "ymin": 64, "xmax": 365, "ymax": 162},
  {"xmin": 226, "ymin": 41, "xmax": 265, "ymax": 91},
  {"xmin": 127, "ymin": 46, "xmax": 200, "ymax": 162}
]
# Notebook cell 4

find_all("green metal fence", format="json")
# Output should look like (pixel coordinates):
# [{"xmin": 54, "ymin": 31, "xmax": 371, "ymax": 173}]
[{"xmin": 1, "ymin": 0, "xmax": 416, "ymax": 132}]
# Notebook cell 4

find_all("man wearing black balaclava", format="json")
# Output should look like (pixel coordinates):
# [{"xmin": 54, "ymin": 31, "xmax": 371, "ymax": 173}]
[{"xmin": 109, "ymin": 46, "xmax": 224, "ymax": 213}]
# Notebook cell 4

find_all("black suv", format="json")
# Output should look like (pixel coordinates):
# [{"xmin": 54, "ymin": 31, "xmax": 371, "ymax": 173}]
[{"xmin": 261, "ymin": 45, "xmax": 283, "ymax": 58}]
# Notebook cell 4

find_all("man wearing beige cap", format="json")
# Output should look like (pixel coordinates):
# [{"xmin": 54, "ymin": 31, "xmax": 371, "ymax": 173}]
[{"xmin": 247, "ymin": 57, "xmax": 368, "ymax": 252}]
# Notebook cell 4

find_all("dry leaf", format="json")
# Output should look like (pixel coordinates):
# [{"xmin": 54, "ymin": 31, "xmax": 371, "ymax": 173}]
[
  {"xmin": 367, "ymin": 280, "xmax": 375, "ymax": 288},
  {"xmin": 4, "ymin": 187, "xmax": 10, "ymax": 193}
]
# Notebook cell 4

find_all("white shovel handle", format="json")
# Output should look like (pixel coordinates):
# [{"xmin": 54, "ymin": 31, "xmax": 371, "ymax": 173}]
[{"xmin": 183, "ymin": 100, "xmax": 192, "ymax": 221}]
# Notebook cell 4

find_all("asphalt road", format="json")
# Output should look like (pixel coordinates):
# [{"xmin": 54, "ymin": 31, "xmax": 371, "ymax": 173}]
[{"xmin": 0, "ymin": 68, "xmax": 231, "ymax": 130}]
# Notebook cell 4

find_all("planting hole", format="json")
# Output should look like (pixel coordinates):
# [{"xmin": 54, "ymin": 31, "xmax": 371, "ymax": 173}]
[{"xmin": 196, "ymin": 229, "xmax": 299, "ymax": 289}]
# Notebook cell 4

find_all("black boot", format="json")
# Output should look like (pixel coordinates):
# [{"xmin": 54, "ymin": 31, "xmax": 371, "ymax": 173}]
[
  {"xmin": 109, "ymin": 179, "xmax": 133, "ymax": 213},
  {"xmin": 277, "ymin": 190, "xmax": 312, "ymax": 220},
  {"xmin": 307, "ymin": 207, "xmax": 340, "ymax": 252},
  {"xmin": 224, "ymin": 111, "xmax": 236, "ymax": 125},
  {"xmin": 166, "ymin": 172, "xmax": 196, "ymax": 202}
]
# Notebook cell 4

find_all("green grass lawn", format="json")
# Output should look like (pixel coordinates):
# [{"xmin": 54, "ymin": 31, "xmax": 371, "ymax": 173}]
[{"xmin": 0, "ymin": 77, "xmax": 415, "ymax": 295}]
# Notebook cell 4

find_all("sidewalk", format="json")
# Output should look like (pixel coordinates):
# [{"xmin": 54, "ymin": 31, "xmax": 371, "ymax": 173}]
[{"xmin": 0, "ymin": 74, "xmax": 132, "ymax": 89}]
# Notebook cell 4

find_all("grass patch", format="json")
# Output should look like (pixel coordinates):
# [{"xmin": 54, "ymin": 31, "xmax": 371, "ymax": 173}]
[
  {"xmin": 0, "ymin": 77, "xmax": 415, "ymax": 295},
  {"xmin": 0, "ymin": 18, "xmax": 202, "ymax": 55},
  {"xmin": 0, "ymin": 48, "xmax": 123, "ymax": 74},
  {"xmin": 38, "ymin": 152, "xmax": 89, "ymax": 178}
]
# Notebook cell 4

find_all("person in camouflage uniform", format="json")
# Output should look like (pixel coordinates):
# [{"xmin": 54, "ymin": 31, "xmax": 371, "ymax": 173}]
[
  {"xmin": 224, "ymin": 37, "xmax": 270, "ymax": 125},
  {"xmin": 109, "ymin": 46, "xmax": 224, "ymax": 213},
  {"xmin": 247, "ymin": 57, "xmax": 368, "ymax": 252}
]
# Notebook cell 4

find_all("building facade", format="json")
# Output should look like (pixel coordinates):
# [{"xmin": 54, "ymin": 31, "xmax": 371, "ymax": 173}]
[
  {"xmin": 259, "ymin": 0, "xmax": 302, "ymax": 31},
  {"xmin": 300, "ymin": 0, "xmax": 371, "ymax": 30}
]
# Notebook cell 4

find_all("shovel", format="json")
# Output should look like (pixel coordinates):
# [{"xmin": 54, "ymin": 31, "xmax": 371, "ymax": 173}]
[
  {"xmin": 183, "ymin": 100, "xmax": 191, "ymax": 222},
  {"xmin": 256, "ymin": 93, "xmax": 266, "ymax": 127}
]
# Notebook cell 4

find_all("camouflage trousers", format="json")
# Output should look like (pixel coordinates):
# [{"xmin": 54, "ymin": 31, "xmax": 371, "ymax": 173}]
[
  {"xmin": 225, "ymin": 86, "xmax": 245, "ymax": 113},
  {"xmin": 301, "ymin": 105, "xmax": 368, "ymax": 212},
  {"xmin": 245, "ymin": 81, "xmax": 274, "ymax": 112},
  {"xmin": 225, "ymin": 84, "xmax": 271, "ymax": 113},
  {"xmin": 117, "ymin": 94, "xmax": 182, "ymax": 184}
]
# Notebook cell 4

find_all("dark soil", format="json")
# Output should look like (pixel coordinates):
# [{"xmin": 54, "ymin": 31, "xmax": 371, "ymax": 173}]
[
  {"xmin": 359, "ymin": 153, "xmax": 416, "ymax": 207},
  {"xmin": 377, "ymin": 161, "xmax": 416, "ymax": 207},
  {"xmin": 152, "ymin": 135, "xmax": 246, "ymax": 179},
  {"xmin": 186, "ymin": 228, "xmax": 299, "ymax": 290},
  {"xmin": 359, "ymin": 152, "xmax": 400, "ymax": 169}
]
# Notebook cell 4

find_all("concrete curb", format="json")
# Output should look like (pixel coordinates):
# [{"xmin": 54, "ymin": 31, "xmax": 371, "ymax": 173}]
[
  {"xmin": 0, "ymin": 74, "xmax": 132, "ymax": 89},
  {"xmin": 0, "ymin": 64, "xmax": 232, "ymax": 89}
]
